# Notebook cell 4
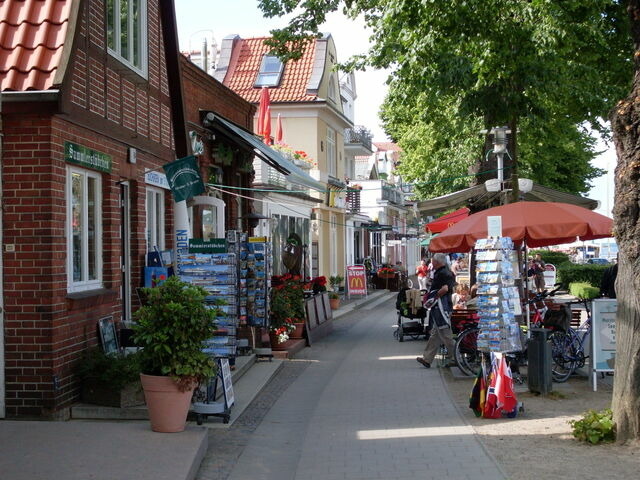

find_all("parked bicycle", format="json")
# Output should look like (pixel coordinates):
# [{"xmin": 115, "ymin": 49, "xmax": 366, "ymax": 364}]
[
  {"xmin": 454, "ymin": 284, "xmax": 564, "ymax": 377},
  {"xmin": 548, "ymin": 298, "xmax": 592, "ymax": 382}
]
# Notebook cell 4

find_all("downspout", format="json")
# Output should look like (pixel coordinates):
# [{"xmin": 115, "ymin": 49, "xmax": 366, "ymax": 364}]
[
  {"xmin": 158, "ymin": 0, "xmax": 193, "ymax": 247},
  {"xmin": 0, "ymin": 90, "xmax": 5, "ymax": 418}
]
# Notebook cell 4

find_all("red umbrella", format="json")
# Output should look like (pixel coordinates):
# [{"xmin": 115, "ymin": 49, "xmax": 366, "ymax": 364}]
[
  {"xmin": 275, "ymin": 114, "xmax": 283, "ymax": 144},
  {"xmin": 263, "ymin": 105, "xmax": 272, "ymax": 145},
  {"xmin": 429, "ymin": 201, "xmax": 613, "ymax": 253},
  {"xmin": 425, "ymin": 207, "xmax": 470, "ymax": 234},
  {"xmin": 257, "ymin": 87, "xmax": 270, "ymax": 143}
]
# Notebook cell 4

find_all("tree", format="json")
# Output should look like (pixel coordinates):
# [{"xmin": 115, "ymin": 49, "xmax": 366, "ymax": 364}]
[
  {"xmin": 610, "ymin": 0, "xmax": 640, "ymax": 445},
  {"xmin": 259, "ymin": 0, "xmax": 630, "ymax": 198},
  {"xmin": 261, "ymin": 0, "xmax": 640, "ymax": 444}
]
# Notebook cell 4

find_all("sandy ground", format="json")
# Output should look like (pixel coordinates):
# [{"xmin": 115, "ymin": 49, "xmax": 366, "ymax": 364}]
[{"xmin": 442, "ymin": 369, "xmax": 640, "ymax": 479}]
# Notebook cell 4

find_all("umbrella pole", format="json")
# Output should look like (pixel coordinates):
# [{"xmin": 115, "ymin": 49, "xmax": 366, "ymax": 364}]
[{"xmin": 523, "ymin": 244, "xmax": 531, "ymax": 337}]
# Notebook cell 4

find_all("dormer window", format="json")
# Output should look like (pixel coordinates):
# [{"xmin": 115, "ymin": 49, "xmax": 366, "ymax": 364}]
[
  {"xmin": 107, "ymin": 0, "xmax": 148, "ymax": 77},
  {"xmin": 255, "ymin": 55, "xmax": 284, "ymax": 87}
]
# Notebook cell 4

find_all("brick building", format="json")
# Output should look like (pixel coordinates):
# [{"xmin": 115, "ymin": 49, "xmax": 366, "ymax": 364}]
[{"xmin": 0, "ymin": 0, "xmax": 181, "ymax": 418}]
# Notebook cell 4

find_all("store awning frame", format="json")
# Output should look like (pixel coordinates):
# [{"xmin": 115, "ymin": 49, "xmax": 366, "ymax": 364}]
[{"xmin": 201, "ymin": 111, "xmax": 325, "ymax": 192}]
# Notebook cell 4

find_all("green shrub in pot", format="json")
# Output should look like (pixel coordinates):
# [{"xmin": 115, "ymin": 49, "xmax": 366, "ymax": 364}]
[{"xmin": 132, "ymin": 275, "xmax": 218, "ymax": 391}]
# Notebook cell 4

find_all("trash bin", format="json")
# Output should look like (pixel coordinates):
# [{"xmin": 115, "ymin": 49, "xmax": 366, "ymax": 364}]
[{"xmin": 528, "ymin": 328, "xmax": 552, "ymax": 394}]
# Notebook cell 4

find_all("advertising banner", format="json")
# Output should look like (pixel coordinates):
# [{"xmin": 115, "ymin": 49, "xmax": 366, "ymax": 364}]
[
  {"xmin": 592, "ymin": 299, "xmax": 617, "ymax": 391},
  {"xmin": 163, "ymin": 155, "xmax": 205, "ymax": 202},
  {"xmin": 346, "ymin": 265, "xmax": 367, "ymax": 297}
]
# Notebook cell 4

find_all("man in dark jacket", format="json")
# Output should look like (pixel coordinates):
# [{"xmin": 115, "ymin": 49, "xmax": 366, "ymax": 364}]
[
  {"xmin": 600, "ymin": 261, "xmax": 618, "ymax": 299},
  {"xmin": 416, "ymin": 253, "xmax": 457, "ymax": 368}
]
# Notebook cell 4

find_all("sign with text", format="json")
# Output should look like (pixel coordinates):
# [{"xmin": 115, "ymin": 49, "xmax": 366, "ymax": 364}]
[
  {"xmin": 189, "ymin": 238, "xmax": 227, "ymax": 253},
  {"xmin": 65, "ymin": 141, "xmax": 112, "ymax": 173},
  {"xmin": 487, "ymin": 216, "xmax": 503, "ymax": 237},
  {"xmin": 145, "ymin": 169, "xmax": 170, "ymax": 189},
  {"xmin": 346, "ymin": 265, "xmax": 367, "ymax": 297},
  {"xmin": 592, "ymin": 298, "xmax": 617, "ymax": 391},
  {"xmin": 163, "ymin": 155, "xmax": 205, "ymax": 202},
  {"xmin": 543, "ymin": 263, "xmax": 557, "ymax": 287}
]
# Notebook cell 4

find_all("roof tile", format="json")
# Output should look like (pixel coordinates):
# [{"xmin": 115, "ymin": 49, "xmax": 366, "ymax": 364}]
[
  {"xmin": 222, "ymin": 36, "xmax": 318, "ymax": 104},
  {"xmin": 0, "ymin": 0, "xmax": 71, "ymax": 92}
]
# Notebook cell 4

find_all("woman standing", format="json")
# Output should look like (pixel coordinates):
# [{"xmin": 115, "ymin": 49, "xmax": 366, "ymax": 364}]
[{"xmin": 416, "ymin": 259, "xmax": 429, "ymax": 290}]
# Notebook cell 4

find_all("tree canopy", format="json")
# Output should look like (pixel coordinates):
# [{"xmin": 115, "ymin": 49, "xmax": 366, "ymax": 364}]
[{"xmin": 259, "ymin": 0, "xmax": 631, "ymax": 198}]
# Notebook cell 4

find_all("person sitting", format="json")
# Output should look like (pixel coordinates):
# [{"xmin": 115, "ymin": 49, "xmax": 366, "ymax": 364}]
[{"xmin": 452, "ymin": 284, "xmax": 470, "ymax": 310}]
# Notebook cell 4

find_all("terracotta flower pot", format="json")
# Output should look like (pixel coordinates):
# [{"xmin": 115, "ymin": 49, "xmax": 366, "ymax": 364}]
[
  {"xmin": 290, "ymin": 323, "xmax": 305, "ymax": 339},
  {"xmin": 329, "ymin": 298, "xmax": 340, "ymax": 310},
  {"xmin": 140, "ymin": 374, "xmax": 195, "ymax": 433},
  {"xmin": 269, "ymin": 332, "xmax": 294, "ymax": 350}
]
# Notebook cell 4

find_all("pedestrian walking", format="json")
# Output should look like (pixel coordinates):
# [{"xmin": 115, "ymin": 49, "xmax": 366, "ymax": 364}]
[{"xmin": 417, "ymin": 253, "xmax": 457, "ymax": 368}]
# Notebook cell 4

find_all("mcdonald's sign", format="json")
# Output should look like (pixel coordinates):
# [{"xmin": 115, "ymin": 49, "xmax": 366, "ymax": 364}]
[{"xmin": 346, "ymin": 265, "xmax": 367, "ymax": 296}]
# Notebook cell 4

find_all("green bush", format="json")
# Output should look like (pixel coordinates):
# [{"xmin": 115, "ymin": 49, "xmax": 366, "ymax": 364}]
[
  {"xmin": 557, "ymin": 263, "xmax": 608, "ymax": 289},
  {"xmin": 569, "ymin": 282, "xmax": 600, "ymax": 299},
  {"xmin": 76, "ymin": 348, "xmax": 143, "ymax": 390},
  {"xmin": 569, "ymin": 408, "xmax": 616, "ymax": 444},
  {"xmin": 529, "ymin": 250, "xmax": 571, "ymax": 267}
]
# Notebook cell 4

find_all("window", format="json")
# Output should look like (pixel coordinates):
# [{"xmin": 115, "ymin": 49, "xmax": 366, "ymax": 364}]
[
  {"xmin": 146, "ymin": 187, "xmax": 165, "ymax": 252},
  {"xmin": 67, "ymin": 167, "xmax": 102, "ymax": 292},
  {"xmin": 327, "ymin": 127, "xmax": 337, "ymax": 176},
  {"xmin": 328, "ymin": 75, "xmax": 337, "ymax": 103},
  {"xmin": 107, "ymin": 0, "xmax": 147, "ymax": 76},
  {"xmin": 255, "ymin": 55, "xmax": 284, "ymax": 87}
]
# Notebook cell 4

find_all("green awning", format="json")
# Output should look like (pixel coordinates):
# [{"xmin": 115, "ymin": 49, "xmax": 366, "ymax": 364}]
[
  {"xmin": 202, "ymin": 112, "xmax": 325, "ymax": 192},
  {"xmin": 420, "ymin": 234, "xmax": 437, "ymax": 246}
]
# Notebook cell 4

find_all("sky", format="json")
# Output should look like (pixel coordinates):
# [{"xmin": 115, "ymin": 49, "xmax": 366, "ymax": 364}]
[{"xmin": 174, "ymin": 0, "xmax": 615, "ymax": 220}]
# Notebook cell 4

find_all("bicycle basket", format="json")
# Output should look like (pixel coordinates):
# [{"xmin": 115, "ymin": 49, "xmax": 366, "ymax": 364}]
[{"xmin": 543, "ymin": 304, "xmax": 571, "ymax": 332}]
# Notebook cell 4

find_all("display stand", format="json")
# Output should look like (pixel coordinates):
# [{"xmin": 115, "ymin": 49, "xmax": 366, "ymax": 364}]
[
  {"xmin": 474, "ymin": 237, "xmax": 522, "ymax": 353},
  {"xmin": 192, "ymin": 358, "xmax": 234, "ymax": 424}
]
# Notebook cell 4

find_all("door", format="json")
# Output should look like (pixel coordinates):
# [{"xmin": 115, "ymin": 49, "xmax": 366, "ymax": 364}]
[{"xmin": 120, "ymin": 183, "xmax": 132, "ymax": 324}]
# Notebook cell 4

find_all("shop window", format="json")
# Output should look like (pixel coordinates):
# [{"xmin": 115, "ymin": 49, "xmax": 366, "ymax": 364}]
[
  {"xmin": 107, "ymin": 0, "xmax": 148, "ymax": 77},
  {"xmin": 327, "ymin": 127, "xmax": 337, "ymax": 176},
  {"xmin": 67, "ymin": 167, "xmax": 103, "ymax": 292},
  {"xmin": 146, "ymin": 187, "xmax": 165, "ymax": 252},
  {"xmin": 189, "ymin": 196, "xmax": 225, "ymax": 240},
  {"xmin": 255, "ymin": 55, "xmax": 284, "ymax": 87}
]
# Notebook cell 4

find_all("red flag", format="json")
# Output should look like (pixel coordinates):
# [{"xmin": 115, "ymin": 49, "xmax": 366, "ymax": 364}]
[{"xmin": 495, "ymin": 355, "xmax": 518, "ymax": 414}]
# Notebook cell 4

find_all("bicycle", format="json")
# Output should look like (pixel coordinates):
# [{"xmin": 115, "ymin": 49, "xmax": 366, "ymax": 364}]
[
  {"xmin": 454, "ymin": 285, "xmax": 564, "ymax": 377},
  {"xmin": 548, "ymin": 298, "xmax": 592, "ymax": 382}
]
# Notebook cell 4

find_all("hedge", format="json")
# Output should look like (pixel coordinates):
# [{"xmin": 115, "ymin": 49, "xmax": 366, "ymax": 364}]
[
  {"xmin": 557, "ymin": 263, "xmax": 609, "ymax": 289},
  {"xmin": 529, "ymin": 250, "xmax": 571, "ymax": 267},
  {"xmin": 569, "ymin": 282, "xmax": 600, "ymax": 299}
]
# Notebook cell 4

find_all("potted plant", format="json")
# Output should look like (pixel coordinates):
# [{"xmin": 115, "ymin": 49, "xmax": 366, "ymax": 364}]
[
  {"xmin": 133, "ymin": 276, "xmax": 218, "ymax": 433},
  {"xmin": 329, "ymin": 275, "xmax": 344, "ymax": 293},
  {"xmin": 76, "ymin": 348, "xmax": 145, "ymax": 408},
  {"xmin": 329, "ymin": 291, "xmax": 341, "ymax": 310},
  {"xmin": 270, "ymin": 274, "xmax": 306, "ymax": 348}
]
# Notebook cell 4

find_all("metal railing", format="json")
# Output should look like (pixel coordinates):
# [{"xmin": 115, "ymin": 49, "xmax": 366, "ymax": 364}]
[{"xmin": 344, "ymin": 126, "xmax": 373, "ymax": 152}]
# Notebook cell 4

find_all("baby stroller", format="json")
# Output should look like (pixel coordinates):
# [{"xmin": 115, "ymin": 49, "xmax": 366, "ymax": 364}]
[{"xmin": 394, "ymin": 287, "xmax": 429, "ymax": 342}]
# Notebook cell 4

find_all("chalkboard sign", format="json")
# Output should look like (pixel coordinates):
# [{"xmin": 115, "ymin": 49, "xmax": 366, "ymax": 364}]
[
  {"xmin": 591, "ymin": 299, "xmax": 617, "ymax": 391},
  {"xmin": 98, "ymin": 317, "xmax": 118, "ymax": 355},
  {"xmin": 219, "ymin": 358, "xmax": 235, "ymax": 408}
]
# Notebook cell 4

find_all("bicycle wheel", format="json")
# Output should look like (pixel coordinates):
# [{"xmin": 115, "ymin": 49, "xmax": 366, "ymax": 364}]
[
  {"xmin": 549, "ymin": 330, "xmax": 578, "ymax": 382},
  {"xmin": 455, "ymin": 327, "xmax": 481, "ymax": 376}
]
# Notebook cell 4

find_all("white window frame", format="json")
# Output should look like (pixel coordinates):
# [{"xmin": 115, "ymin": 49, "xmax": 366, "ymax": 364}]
[
  {"xmin": 189, "ymin": 196, "xmax": 226, "ymax": 239},
  {"xmin": 106, "ymin": 0, "xmax": 148, "ymax": 77},
  {"xmin": 327, "ymin": 126, "xmax": 337, "ymax": 176},
  {"xmin": 255, "ymin": 55, "xmax": 284, "ymax": 87},
  {"xmin": 66, "ymin": 166, "xmax": 103, "ymax": 292},
  {"xmin": 145, "ymin": 187, "xmax": 165, "ymax": 252}
]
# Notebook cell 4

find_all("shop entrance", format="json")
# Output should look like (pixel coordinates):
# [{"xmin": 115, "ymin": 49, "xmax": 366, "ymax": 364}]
[{"xmin": 120, "ymin": 183, "xmax": 132, "ymax": 323}]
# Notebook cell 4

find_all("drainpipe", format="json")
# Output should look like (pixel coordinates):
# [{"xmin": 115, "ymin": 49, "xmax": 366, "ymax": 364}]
[{"xmin": 0, "ymin": 91, "xmax": 5, "ymax": 418}]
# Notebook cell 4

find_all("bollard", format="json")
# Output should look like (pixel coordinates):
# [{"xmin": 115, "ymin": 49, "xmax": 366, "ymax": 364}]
[{"xmin": 528, "ymin": 328, "xmax": 552, "ymax": 394}]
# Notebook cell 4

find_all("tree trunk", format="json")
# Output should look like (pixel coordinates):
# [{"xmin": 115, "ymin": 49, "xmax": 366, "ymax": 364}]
[{"xmin": 609, "ymin": 0, "xmax": 640, "ymax": 444}]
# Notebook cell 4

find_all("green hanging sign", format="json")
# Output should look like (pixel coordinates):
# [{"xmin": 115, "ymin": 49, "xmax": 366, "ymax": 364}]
[
  {"xmin": 163, "ymin": 155, "xmax": 206, "ymax": 202},
  {"xmin": 64, "ymin": 141, "xmax": 112, "ymax": 173},
  {"xmin": 189, "ymin": 238, "xmax": 227, "ymax": 253}
]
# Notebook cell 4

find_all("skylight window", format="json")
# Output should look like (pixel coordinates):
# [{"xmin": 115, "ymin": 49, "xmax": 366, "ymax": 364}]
[{"xmin": 255, "ymin": 55, "xmax": 284, "ymax": 87}]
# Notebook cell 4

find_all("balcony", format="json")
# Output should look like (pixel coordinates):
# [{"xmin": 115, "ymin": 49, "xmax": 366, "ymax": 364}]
[
  {"xmin": 252, "ymin": 159, "xmax": 311, "ymax": 196},
  {"xmin": 344, "ymin": 126, "xmax": 373, "ymax": 155},
  {"xmin": 381, "ymin": 182, "xmax": 404, "ymax": 205}
]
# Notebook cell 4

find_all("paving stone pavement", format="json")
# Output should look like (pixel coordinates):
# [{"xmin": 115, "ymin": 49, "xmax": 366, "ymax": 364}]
[{"xmin": 197, "ymin": 297, "xmax": 505, "ymax": 480}]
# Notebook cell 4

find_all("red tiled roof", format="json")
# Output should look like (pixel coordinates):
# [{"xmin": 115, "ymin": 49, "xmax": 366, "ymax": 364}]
[
  {"xmin": 374, "ymin": 142, "xmax": 402, "ymax": 152},
  {"xmin": 0, "ymin": 0, "xmax": 71, "ymax": 92},
  {"xmin": 222, "ymin": 37, "xmax": 317, "ymax": 103}
]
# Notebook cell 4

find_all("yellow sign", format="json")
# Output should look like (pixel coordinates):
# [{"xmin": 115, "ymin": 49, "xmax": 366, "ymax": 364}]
[{"xmin": 249, "ymin": 237, "xmax": 268, "ymax": 242}]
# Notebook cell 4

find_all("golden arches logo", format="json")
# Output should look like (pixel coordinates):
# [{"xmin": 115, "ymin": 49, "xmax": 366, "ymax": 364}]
[{"xmin": 349, "ymin": 277, "xmax": 364, "ymax": 288}]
